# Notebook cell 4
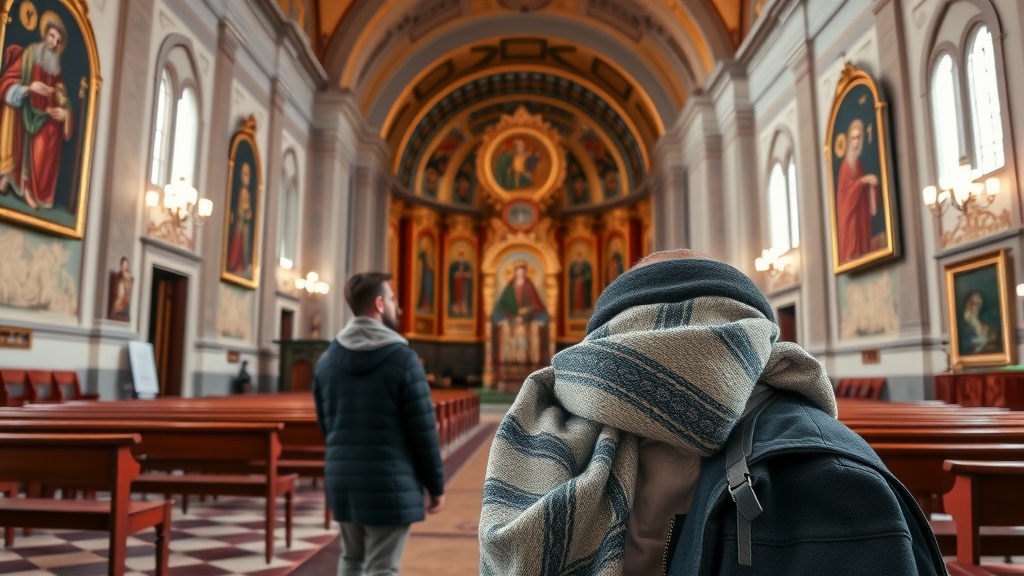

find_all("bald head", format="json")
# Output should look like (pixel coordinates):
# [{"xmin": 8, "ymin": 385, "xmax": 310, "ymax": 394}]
[{"xmin": 632, "ymin": 248, "xmax": 713, "ymax": 269}]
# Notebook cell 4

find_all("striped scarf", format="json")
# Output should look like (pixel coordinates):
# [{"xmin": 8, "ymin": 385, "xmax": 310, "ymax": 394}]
[{"xmin": 479, "ymin": 259, "xmax": 836, "ymax": 575}]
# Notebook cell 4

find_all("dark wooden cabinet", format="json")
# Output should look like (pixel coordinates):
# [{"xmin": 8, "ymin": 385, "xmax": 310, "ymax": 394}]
[
  {"xmin": 934, "ymin": 371, "xmax": 1024, "ymax": 410},
  {"xmin": 275, "ymin": 339, "xmax": 330, "ymax": 392}
]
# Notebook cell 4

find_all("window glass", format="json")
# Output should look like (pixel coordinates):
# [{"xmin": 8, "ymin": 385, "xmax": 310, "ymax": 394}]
[
  {"xmin": 966, "ymin": 25, "xmax": 1004, "ymax": 173},
  {"xmin": 930, "ymin": 53, "xmax": 963, "ymax": 188},
  {"xmin": 150, "ymin": 69, "xmax": 173, "ymax": 185},
  {"xmin": 169, "ymin": 87, "xmax": 198, "ymax": 184},
  {"xmin": 787, "ymin": 159, "xmax": 799, "ymax": 249},
  {"xmin": 768, "ymin": 163, "xmax": 790, "ymax": 252}
]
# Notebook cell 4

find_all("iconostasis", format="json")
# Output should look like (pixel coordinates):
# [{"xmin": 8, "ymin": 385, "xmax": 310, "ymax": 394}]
[{"xmin": 389, "ymin": 105, "xmax": 652, "ymax": 389}]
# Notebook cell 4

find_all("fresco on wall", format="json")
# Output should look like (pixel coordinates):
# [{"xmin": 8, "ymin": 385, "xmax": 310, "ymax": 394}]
[
  {"xmin": 451, "ymin": 152, "xmax": 476, "ymax": 206},
  {"xmin": 492, "ymin": 252, "xmax": 549, "ymax": 370},
  {"xmin": 564, "ymin": 152, "xmax": 590, "ymax": 206},
  {"xmin": 838, "ymin": 267, "xmax": 899, "ymax": 339},
  {"xmin": 217, "ymin": 282, "xmax": 254, "ymax": 341},
  {"xmin": 421, "ymin": 128, "xmax": 465, "ymax": 198},
  {"xmin": 580, "ymin": 131, "xmax": 621, "ymax": 200},
  {"xmin": 0, "ymin": 223, "xmax": 80, "ymax": 314},
  {"xmin": 0, "ymin": 0, "xmax": 101, "ymax": 239}
]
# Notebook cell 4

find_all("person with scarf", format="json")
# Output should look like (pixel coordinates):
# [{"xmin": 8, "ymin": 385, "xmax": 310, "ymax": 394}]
[{"xmin": 479, "ymin": 249, "xmax": 944, "ymax": 575}]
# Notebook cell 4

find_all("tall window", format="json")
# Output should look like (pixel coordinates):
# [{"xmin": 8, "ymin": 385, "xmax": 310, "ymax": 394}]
[
  {"xmin": 928, "ymin": 22, "xmax": 1005, "ymax": 183},
  {"xmin": 966, "ymin": 25, "xmax": 1003, "ymax": 174},
  {"xmin": 148, "ymin": 42, "xmax": 202, "ymax": 189},
  {"xmin": 278, "ymin": 150, "xmax": 300, "ymax": 268},
  {"xmin": 767, "ymin": 157, "xmax": 799, "ymax": 253},
  {"xmin": 930, "ymin": 53, "xmax": 962, "ymax": 187}
]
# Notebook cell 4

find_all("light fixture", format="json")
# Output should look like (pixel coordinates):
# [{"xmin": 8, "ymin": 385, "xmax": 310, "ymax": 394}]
[
  {"xmin": 922, "ymin": 158, "xmax": 1000, "ymax": 216},
  {"xmin": 279, "ymin": 257, "xmax": 294, "ymax": 270},
  {"xmin": 1017, "ymin": 283, "xmax": 1024, "ymax": 299},
  {"xmin": 754, "ymin": 247, "xmax": 792, "ymax": 277},
  {"xmin": 145, "ymin": 177, "xmax": 213, "ymax": 224},
  {"xmin": 295, "ymin": 271, "xmax": 329, "ymax": 294}
]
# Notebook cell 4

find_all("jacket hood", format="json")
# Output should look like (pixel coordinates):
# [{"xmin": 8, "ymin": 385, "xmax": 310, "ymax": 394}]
[{"xmin": 336, "ymin": 317, "xmax": 408, "ymax": 351}]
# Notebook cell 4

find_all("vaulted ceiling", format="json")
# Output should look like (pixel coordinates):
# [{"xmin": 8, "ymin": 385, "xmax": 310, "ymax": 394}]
[{"xmin": 276, "ymin": 0, "xmax": 761, "ymax": 181}]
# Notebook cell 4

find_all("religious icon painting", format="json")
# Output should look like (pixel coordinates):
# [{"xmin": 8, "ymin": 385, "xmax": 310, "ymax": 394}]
[
  {"xmin": 221, "ymin": 116, "xmax": 263, "ymax": 289},
  {"xmin": 825, "ymin": 63, "xmax": 900, "ymax": 275},
  {"xmin": 443, "ymin": 238, "xmax": 477, "ymax": 336},
  {"xmin": 563, "ymin": 238, "xmax": 596, "ymax": 334},
  {"xmin": 944, "ymin": 249, "xmax": 1015, "ymax": 369},
  {"xmin": 603, "ymin": 233, "xmax": 627, "ymax": 288},
  {"xmin": 491, "ymin": 250, "xmax": 550, "ymax": 381},
  {"xmin": 502, "ymin": 199, "xmax": 538, "ymax": 231},
  {"xmin": 0, "ymin": 0, "xmax": 101, "ymax": 238},
  {"xmin": 413, "ymin": 231, "xmax": 438, "ymax": 317}
]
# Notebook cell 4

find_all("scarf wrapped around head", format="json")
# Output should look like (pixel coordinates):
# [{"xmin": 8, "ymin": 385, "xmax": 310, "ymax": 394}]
[{"xmin": 479, "ymin": 258, "xmax": 837, "ymax": 576}]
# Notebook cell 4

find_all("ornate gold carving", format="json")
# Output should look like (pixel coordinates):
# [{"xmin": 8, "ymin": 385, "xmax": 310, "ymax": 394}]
[
  {"xmin": 412, "ymin": 205, "xmax": 440, "ymax": 228},
  {"xmin": 564, "ymin": 215, "xmax": 596, "ymax": 239},
  {"xmin": 940, "ymin": 208, "xmax": 1012, "ymax": 249},
  {"xmin": 601, "ymin": 207, "xmax": 630, "ymax": 231},
  {"xmin": 446, "ymin": 213, "xmax": 476, "ymax": 237}
]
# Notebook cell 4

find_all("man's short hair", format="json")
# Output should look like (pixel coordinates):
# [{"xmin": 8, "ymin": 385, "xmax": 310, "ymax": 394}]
[{"xmin": 345, "ymin": 272, "xmax": 392, "ymax": 315}]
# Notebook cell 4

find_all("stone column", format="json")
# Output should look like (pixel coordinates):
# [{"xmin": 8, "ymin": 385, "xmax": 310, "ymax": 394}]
[
  {"xmin": 349, "ymin": 132, "xmax": 393, "ymax": 276},
  {"xmin": 712, "ymin": 61, "xmax": 759, "ymax": 275},
  {"xmin": 254, "ymin": 77, "xmax": 290, "ymax": 390},
  {"xmin": 305, "ymin": 90, "xmax": 360, "ymax": 337},
  {"xmin": 873, "ymin": 0, "xmax": 930, "ymax": 338},
  {"xmin": 676, "ymin": 95, "xmax": 725, "ymax": 257},
  {"xmin": 786, "ymin": 41, "xmax": 831, "ymax": 353},
  {"xmin": 198, "ymin": 19, "xmax": 242, "ymax": 339},
  {"xmin": 651, "ymin": 119, "xmax": 687, "ymax": 251},
  {"xmin": 92, "ymin": 0, "xmax": 155, "ymax": 322}
]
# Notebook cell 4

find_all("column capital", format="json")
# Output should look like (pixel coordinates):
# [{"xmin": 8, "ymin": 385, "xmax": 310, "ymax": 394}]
[
  {"xmin": 218, "ymin": 18, "xmax": 243, "ymax": 59},
  {"xmin": 271, "ymin": 77, "xmax": 291, "ymax": 112},
  {"xmin": 785, "ymin": 41, "xmax": 812, "ymax": 80}
]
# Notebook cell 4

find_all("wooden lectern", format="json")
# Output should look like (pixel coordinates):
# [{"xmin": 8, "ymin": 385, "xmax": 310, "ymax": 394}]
[{"xmin": 275, "ymin": 339, "xmax": 330, "ymax": 392}]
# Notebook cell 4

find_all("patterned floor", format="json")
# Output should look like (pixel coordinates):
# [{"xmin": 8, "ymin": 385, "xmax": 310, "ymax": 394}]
[{"xmin": 0, "ymin": 484, "xmax": 337, "ymax": 576}]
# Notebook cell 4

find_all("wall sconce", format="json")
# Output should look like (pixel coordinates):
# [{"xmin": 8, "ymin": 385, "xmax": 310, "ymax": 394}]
[
  {"xmin": 295, "ymin": 271, "xmax": 329, "ymax": 294},
  {"xmin": 1016, "ymin": 284, "xmax": 1024, "ymax": 299},
  {"xmin": 922, "ymin": 158, "xmax": 999, "ymax": 216},
  {"xmin": 754, "ymin": 247, "xmax": 792, "ymax": 277},
  {"xmin": 145, "ymin": 177, "xmax": 213, "ymax": 224}
]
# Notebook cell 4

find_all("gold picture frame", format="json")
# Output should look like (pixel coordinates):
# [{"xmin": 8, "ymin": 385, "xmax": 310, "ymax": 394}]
[
  {"xmin": 221, "ymin": 115, "xmax": 262, "ymax": 289},
  {"xmin": 825, "ymin": 63, "xmax": 900, "ymax": 274},
  {"xmin": 945, "ymin": 249, "xmax": 1016, "ymax": 369},
  {"xmin": 0, "ymin": 0, "xmax": 101, "ymax": 238}
]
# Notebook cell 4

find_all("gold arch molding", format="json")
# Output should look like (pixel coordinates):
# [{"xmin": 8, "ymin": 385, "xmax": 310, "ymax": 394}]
[{"xmin": 380, "ymin": 37, "xmax": 667, "ymax": 150}]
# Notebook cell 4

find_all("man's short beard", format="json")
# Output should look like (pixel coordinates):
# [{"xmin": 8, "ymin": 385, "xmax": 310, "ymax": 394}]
[
  {"xmin": 36, "ymin": 43, "xmax": 62, "ymax": 77},
  {"xmin": 382, "ymin": 314, "xmax": 398, "ymax": 331}
]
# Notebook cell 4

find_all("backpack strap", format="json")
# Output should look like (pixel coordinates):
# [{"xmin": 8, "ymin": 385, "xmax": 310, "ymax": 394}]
[{"xmin": 725, "ymin": 386, "xmax": 779, "ymax": 566}]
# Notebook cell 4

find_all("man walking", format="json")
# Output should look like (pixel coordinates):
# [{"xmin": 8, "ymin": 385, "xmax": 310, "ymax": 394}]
[{"xmin": 314, "ymin": 272, "xmax": 445, "ymax": 575}]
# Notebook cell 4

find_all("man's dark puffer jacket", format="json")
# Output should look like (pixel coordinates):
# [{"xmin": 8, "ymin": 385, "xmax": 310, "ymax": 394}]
[{"xmin": 313, "ymin": 336, "xmax": 444, "ymax": 526}]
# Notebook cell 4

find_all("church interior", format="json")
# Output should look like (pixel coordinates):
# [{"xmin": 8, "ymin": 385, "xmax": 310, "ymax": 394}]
[{"xmin": 2, "ymin": 0, "xmax": 1024, "ymax": 573}]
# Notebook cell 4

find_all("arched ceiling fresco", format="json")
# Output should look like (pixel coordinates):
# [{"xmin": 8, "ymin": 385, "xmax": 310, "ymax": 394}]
[{"xmin": 275, "ymin": 0, "xmax": 761, "ymax": 196}]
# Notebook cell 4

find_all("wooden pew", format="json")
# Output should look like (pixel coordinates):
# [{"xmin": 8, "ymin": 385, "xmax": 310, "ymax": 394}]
[
  {"xmin": 0, "ymin": 433, "xmax": 171, "ymax": 576},
  {"xmin": 0, "ymin": 420, "xmax": 295, "ymax": 564},
  {"xmin": 943, "ymin": 460, "xmax": 1024, "ymax": 576}
]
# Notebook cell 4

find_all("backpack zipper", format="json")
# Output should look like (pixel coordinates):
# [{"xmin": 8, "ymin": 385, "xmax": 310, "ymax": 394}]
[{"xmin": 663, "ymin": 515, "xmax": 676, "ymax": 575}]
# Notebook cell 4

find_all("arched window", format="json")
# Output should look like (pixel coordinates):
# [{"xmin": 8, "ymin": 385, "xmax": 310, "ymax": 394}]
[
  {"xmin": 786, "ymin": 159, "xmax": 799, "ymax": 249},
  {"xmin": 966, "ymin": 25, "xmax": 1003, "ymax": 174},
  {"xmin": 150, "ymin": 69, "xmax": 173, "ymax": 185},
  {"xmin": 930, "ymin": 53, "xmax": 963, "ymax": 187},
  {"xmin": 148, "ymin": 40, "xmax": 202, "ymax": 190},
  {"xmin": 169, "ymin": 86, "xmax": 198, "ymax": 184},
  {"xmin": 278, "ymin": 150, "xmax": 300, "ymax": 268},
  {"xmin": 767, "ymin": 162, "xmax": 794, "ymax": 253}
]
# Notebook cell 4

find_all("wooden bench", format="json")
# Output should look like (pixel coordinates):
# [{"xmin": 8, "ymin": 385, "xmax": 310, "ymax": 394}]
[
  {"xmin": 836, "ymin": 377, "xmax": 887, "ymax": 400},
  {"xmin": 0, "ymin": 420, "xmax": 296, "ymax": 563},
  {"xmin": 943, "ymin": 460, "xmax": 1024, "ymax": 575},
  {"xmin": 0, "ymin": 433, "xmax": 171, "ymax": 576}
]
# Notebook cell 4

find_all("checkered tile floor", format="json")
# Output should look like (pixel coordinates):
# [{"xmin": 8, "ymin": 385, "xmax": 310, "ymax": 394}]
[{"xmin": 0, "ymin": 484, "xmax": 337, "ymax": 575}]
